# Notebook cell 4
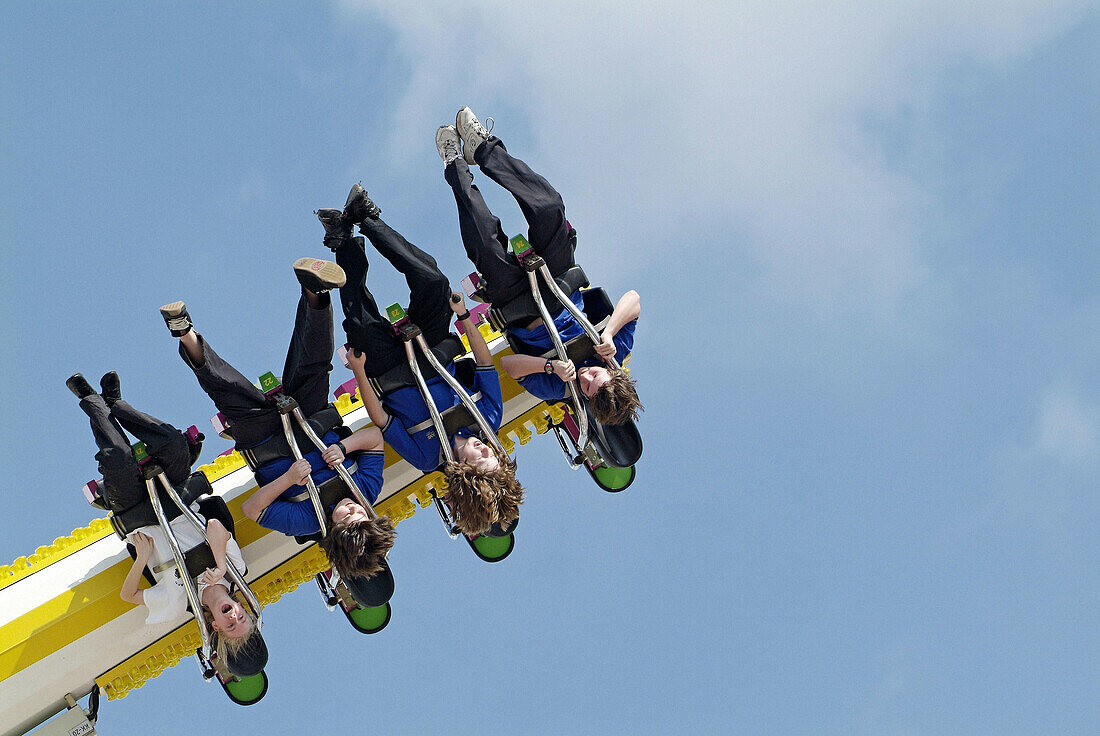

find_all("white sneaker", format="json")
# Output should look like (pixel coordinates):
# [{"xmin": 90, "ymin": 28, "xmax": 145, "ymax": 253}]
[
  {"xmin": 436, "ymin": 125, "xmax": 462, "ymax": 165},
  {"xmin": 456, "ymin": 106, "xmax": 493, "ymax": 165}
]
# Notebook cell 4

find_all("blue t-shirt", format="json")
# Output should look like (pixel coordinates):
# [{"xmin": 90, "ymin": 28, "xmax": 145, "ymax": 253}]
[
  {"xmin": 511, "ymin": 289, "xmax": 636, "ymax": 401},
  {"xmin": 254, "ymin": 428, "xmax": 385, "ymax": 537},
  {"xmin": 381, "ymin": 365, "xmax": 503, "ymax": 472}
]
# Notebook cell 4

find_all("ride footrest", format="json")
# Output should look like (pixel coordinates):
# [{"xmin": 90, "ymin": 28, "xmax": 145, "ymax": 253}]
[
  {"xmin": 82, "ymin": 478, "xmax": 108, "ymax": 510},
  {"xmin": 386, "ymin": 303, "xmax": 420, "ymax": 340},
  {"xmin": 509, "ymin": 234, "xmax": 544, "ymax": 272},
  {"xmin": 462, "ymin": 272, "xmax": 488, "ymax": 303}
]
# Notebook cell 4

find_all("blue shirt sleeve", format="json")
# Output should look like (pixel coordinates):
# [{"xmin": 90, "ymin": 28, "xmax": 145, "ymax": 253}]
[
  {"xmin": 256, "ymin": 500, "xmax": 321, "ymax": 537},
  {"xmin": 381, "ymin": 415, "xmax": 439, "ymax": 472},
  {"xmin": 352, "ymin": 450, "xmax": 385, "ymax": 504},
  {"xmin": 474, "ymin": 366, "xmax": 505, "ymax": 430},
  {"xmin": 612, "ymin": 318, "xmax": 637, "ymax": 364},
  {"xmin": 517, "ymin": 371, "xmax": 569, "ymax": 401}
]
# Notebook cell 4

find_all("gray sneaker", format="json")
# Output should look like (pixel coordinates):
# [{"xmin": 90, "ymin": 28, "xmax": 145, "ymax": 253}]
[
  {"xmin": 436, "ymin": 125, "xmax": 462, "ymax": 165},
  {"xmin": 455, "ymin": 106, "xmax": 493, "ymax": 165}
]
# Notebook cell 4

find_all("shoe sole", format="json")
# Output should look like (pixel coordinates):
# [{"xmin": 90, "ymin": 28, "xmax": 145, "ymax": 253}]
[
  {"xmin": 294, "ymin": 258, "xmax": 347, "ymax": 292},
  {"xmin": 160, "ymin": 300, "xmax": 186, "ymax": 319},
  {"xmin": 342, "ymin": 185, "xmax": 380, "ymax": 224}
]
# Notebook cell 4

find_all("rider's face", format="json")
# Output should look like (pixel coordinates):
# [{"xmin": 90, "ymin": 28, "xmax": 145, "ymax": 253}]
[
  {"xmin": 453, "ymin": 435, "xmax": 499, "ymax": 472},
  {"xmin": 331, "ymin": 498, "xmax": 368, "ymax": 525},
  {"xmin": 210, "ymin": 598, "xmax": 251, "ymax": 640},
  {"xmin": 578, "ymin": 366, "xmax": 611, "ymax": 398}
]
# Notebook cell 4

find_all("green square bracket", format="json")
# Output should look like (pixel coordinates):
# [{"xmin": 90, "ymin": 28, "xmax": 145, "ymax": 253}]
[
  {"xmin": 131, "ymin": 441, "xmax": 149, "ymax": 463},
  {"xmin": 386, "ymin": 303, "xmax": 407, "ymax": 324},
  {"xmin": 258, "ymin": 371, "xmax": 282, "ymax": 393},
  {"xmin": 509, "ymin": 234, "xmax": 533, "ymax": 257}
]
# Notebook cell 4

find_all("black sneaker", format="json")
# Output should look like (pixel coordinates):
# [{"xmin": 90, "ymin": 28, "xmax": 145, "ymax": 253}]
[
  {"xmin": 316, "ymin": 208, "xmax": 352, "ymax": 251},
  {"xmin": 294, "ymin": 258, "xmax": 347, "ymax": 294},
  {"xmin": 100, "ymin": 371, "xmax": 121, "ymax": 406},
  {"xmin": 66, "ymin": 373, "xmax": 96, "ymax": 399},
  {"xmin": 344, "ymin": 183, "xmax": 381, "ymax": 224},
  {"xmin": 160, "ymin": 301, "xmax": 193, "ymax": 337}
]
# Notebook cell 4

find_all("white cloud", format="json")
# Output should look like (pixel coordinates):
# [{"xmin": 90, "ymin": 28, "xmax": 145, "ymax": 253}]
[
  {"xmin": 1036, "ymin": 384, "xmax": 1098, "ymax": 465},
  {"xmin": 977, "ymin": 381, "xmax": 1098, "ymax": 536},
  {"xmin": 335, "ymin": 0, "xmax": 1088, "ymax": 316}
]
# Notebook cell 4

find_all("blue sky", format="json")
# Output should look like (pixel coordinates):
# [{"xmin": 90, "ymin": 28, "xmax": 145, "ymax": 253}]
[{"xmin": 2, "ymin": 2, "xmax": 1097, "ymax": 734}]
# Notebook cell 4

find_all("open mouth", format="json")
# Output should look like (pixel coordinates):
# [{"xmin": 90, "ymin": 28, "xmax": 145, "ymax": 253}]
[{"xmin": 221, "ymin": 603, "xmax": 233, "ymax": 615}]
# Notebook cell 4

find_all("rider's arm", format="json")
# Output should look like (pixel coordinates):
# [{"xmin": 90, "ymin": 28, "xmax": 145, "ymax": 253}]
[
  {"xmin": 595, "ymin": 290, "xmax": 640, "ymax": 359},
  {"xmin": 347, "ymin": 352, "xmax": 391, "ymax": 429},
  {"xmin": 501, "ymin": 354, "xmax": 575, "ymax": 381},
  {"xmin": 342, "ymin": 425, "xmax": 385, "ymax": 454},
  {"xmin": 320, "ymin": 424, "xmax": 385, "ymax": 467},
  {"xmin": 241, "ymin": 459, "xmax": 310, "ymax": 522},
  {"xmin": 464, "ymin": 316, "xmax": 494, "ymax": 367},
  {"xmin": 120, "ymin": 532, "xmax": 155, "ymax": 605},
  {"xmin": 450, "ymin": 293, "xmax": 493, "ymax": 367},
  {"xmin": 603, "ymin": 290, "xmax": 640, "ymax": 341},
  {"xmin": 205, "ymin": 518, "xmax": 231, "ymax": 579}
]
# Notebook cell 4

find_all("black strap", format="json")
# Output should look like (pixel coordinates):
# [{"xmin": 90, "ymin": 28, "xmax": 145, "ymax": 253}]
[
  {"xmin": 108, "ymin": 471, "xmax": 214, "ymax": 539},
  {"xmin": 239, "ymin": 404, "xmax": 345, "ymax": 472},
  {"xmin": 369, "ymin": 334, "xmax": 466, "ymax": 395},
  {"xmin": 488, "ymin": 264, "xmax": 590, "ymax": 331}
]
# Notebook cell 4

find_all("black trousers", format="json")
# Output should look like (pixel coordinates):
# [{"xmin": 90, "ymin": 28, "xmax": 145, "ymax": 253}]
[
  {"xmin": 336, "ymin": 218, "xmax": 453, "ymax": 378},
  {"xmin": 80, "ymin": 395, "xmax": 191, "ymax": 514},
  {"xmin": 181, "ymin": 296, "xmax": 335, "ymax": 448},
  {"xmin": 445, "ymin": 137, "xmax": 576, "ymax": 305}
]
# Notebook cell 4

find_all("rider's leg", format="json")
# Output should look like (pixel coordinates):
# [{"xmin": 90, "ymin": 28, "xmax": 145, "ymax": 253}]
[
  {"xmin": 171, "ymin": 322, "xmax": 281, "ymax": 449},
  {"xmin": 474, "ymin": 137, "xmax": 576, "ymax": 277},
  {"xmin": 358, "ymin": 216, "xmax": 454, "ymax": 347},
  {"xmin": 281, "ymin": 291, "xmax": 335, "ymax": 417},
  {"xmin": 444, "ymin": 157, "xmax": 527, "ymax": 305},
  {"xmin": 80, "ymin": 393, "xmax": 146, "ymax": 512},
  {"xmin": 332, "ymin": 235, "xmax": 407, "ymax": 378},
  {"xmin": 110, "ymin": 400, "xmax": 192, "ymax": 486}
]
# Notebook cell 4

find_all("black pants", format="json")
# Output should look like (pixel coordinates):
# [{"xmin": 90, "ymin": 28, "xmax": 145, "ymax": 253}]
[
  {"xmin": 336, "ymin": 218, "xmax": 453, "ymax": 378},
  {"xmin": 80, "ymin": 395, "xmax": 191, "ymax": 514},
  {"xmin": 181, "ymin": 296, "xmax": 335, "ymax": 448},
  {"xmin": 445, "ymin": 137, "xmax": 576, "ymax": 305}
]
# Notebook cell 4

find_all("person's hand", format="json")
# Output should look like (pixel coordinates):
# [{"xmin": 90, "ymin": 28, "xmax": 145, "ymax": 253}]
[
  {"xmin": 322, "ymin": 443, "xmax": 345, "ymax": 467},
  {"xmin": 449, "ymin": 292, "xmax": 467, "ymax": 316},
  {"xmin": 131, "ymin": 531, "xmax": 155, "ymax": 561},
  {"xmin": 594, "ymin": 332, "xmax": 616, "ymax": 359},
  {"xmin": 200, "ymin": 566, "xmax": 226, "ymax": 587},
  {"xmin": 552, "ymin": 359, "xmax": 576, "ymax": 382},
  {"xmin": 286, "ymin": 458, "xmax": 312, "ymax": 485},
  {"xmin": 346, "ymin": 347, "xmax": 367, "ymax": 370}
]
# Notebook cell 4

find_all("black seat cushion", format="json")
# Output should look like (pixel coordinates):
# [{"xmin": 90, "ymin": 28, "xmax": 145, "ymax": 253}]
[
  {"xmin": 343, "ymin": 558, "xmax": 395, "ymax": 607},
  {"xmin": 371, "ymin": 335, "xmax": 466, "ymax": 395},
  {"xmin": 490, "ymin": 265, "xmax": 590, "ymax": 331}
]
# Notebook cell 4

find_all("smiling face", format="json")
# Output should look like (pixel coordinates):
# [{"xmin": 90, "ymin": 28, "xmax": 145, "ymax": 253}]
[
  {"xmin": 331, "ymin": 498, "xmax": 369, "ymax": 526},
  {"xmin": 578, "ymin": 366, "xmax": 612, "ymax": 398},
  {"xmin": 209, "ymin": 598, "xmax": 252, "ymax": 640},
  {"xmin": 452, "ymin": 435, "xmax": 500, "ymax": 472}
]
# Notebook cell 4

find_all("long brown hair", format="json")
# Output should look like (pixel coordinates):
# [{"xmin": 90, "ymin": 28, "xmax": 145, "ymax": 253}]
[
  {"xmin": 320, "ymin": 515, "xmax": 396, "ymax": 580},
  {"xmin": 590, "ymin": 369, "xmax": 643, "ymax": 425},
  {"xmin": 442, "ymin": 453, "xmax": 524, "ymax": 536}
]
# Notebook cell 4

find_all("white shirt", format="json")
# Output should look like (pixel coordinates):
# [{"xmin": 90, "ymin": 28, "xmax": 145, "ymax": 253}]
[{"xmin": 128, "ymin": 507, "xmax": 246, "ymax": 626}]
